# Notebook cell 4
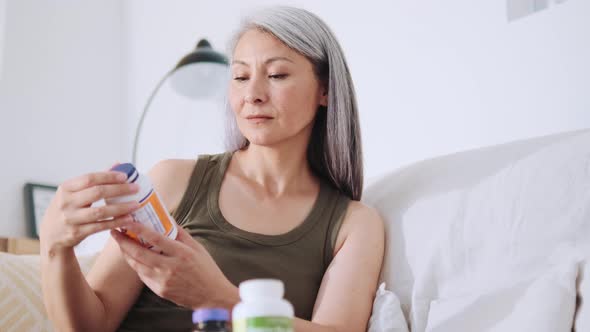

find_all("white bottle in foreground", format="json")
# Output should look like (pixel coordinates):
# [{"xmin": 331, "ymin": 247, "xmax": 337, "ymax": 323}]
[{"xmin": 232, "ymin": 279, "xmax": 294, "ymax": 332}]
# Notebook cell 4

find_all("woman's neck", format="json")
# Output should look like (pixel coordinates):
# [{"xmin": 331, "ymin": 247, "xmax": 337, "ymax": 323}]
[{"xmin": 232, "ymin": 143, "xmax": 317, "ymax": 198}]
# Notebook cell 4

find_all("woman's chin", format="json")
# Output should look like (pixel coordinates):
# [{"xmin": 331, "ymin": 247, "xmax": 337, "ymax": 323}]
[{"xmin": 243, "ymin": 135, "xmax": 283, "ymax": 147}]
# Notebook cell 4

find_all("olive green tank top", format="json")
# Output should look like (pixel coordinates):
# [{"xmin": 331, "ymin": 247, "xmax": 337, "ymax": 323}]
[{"xmin": 118, "ymin": 151, "xmax": 350, "ymax": 331}]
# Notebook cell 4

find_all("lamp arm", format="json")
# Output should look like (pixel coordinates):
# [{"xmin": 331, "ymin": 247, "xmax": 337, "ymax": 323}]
[{"xmin": 132, "ymin": 68, "xmax": 176, "ymax": 165}]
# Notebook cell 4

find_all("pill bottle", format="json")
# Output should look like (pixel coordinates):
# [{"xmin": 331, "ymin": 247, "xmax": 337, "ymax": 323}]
[
  {"xmin": 232, "ymin": 279, "xmax": 294, "ymax": 332},
  {"xmin": 106, "ymin": 163, "xmax": 177, "ymax": 247},
  {"xmin": 192, "ymin": 308, "xmax": 231, "ymax": 332}
]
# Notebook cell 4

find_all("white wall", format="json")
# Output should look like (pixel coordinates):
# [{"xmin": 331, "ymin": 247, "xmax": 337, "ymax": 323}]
[
  {"xmin": 0, "ymin": 0, "xmax": 126, "ymax": 237},
  {"xmin": 126, "ymin": 0, "xmax": 590, "ymax": 180},
  {"xmin": 0, "ymin": 0, "xmax": 6, "ymax": 79},
  {"xmin": 360, "ymin": 0, "xmax": 590, "ymax": 178}
]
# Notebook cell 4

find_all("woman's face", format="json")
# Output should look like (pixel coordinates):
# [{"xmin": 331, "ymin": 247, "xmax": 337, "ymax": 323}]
[{"xmin": 228, "ymin": 29, "xmax": 327, "ymax": 148}]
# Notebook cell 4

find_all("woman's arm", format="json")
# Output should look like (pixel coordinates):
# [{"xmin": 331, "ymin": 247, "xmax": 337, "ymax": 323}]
[
  {"xmin": 41, "ymin": 159, "xmax": 195, "ymax": 332},
  {"xmin": 39, "ymin": 171, "xmax": 143, "ymax": 332},
  {"xmin": 40, "ymin": 243, "xmax": 112, "ymax": 332},
  {"xmin": 306, "ymin": 201, "xmax": 385, "ymax": 332},
  {"xmin": 41, "ymin": 239, "xmax": 145, "ymax": 332}
]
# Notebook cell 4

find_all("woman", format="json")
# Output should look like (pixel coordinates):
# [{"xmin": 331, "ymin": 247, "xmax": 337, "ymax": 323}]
[{"xmin": 40, "ymin": 6, "xmax": 384, "ymax": 332}]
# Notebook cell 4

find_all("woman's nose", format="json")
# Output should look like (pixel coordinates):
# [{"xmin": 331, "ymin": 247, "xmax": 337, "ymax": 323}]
[{"xmin": 244, "ymin": 78, "xmax": 268, "ymax": 104}]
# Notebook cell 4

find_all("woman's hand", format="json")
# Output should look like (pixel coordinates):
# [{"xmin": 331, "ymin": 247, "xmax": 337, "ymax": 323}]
[
  {"xmin": 40, "ymin": 169, "xmax": 141, "ymax": 255},
  {"xmin": 110, "ymin": 222, "xmax": 239, "ymax": 309}
]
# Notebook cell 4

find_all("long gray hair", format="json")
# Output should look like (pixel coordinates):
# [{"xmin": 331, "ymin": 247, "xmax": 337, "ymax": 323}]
[{"xmin": 225, "ymin": 6, "xmax": 363, "ymax": 201}]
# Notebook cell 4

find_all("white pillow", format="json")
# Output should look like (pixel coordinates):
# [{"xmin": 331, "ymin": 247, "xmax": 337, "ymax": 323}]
[
  {"xmin": 368, "ymin": 283, "xmax": 409, "ymax": 332},
  {"xmin": 364, "ymin": 130, "xmax": 590, "ymax": 331},
  {"xmin": 424, "ymin": 249, "xmax": 580, "ymax": 332},
  {"xmin": 415, "ymin": 132, "xmax": 590, "ymax": 330},
  {"xmin": 0, "ymin": 253, "xmax": 98, "ymax": 331}
]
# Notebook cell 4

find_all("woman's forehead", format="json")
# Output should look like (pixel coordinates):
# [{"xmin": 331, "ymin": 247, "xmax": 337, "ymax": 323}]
[{"xmin": 232, "ymin": 30, "xmax": 300, "ymax": 63}]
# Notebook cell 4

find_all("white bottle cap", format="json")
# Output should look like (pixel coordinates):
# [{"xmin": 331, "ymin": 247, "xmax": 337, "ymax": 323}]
[{"xmin": 239, "ymin": 279, "xmax": 284, "ymax": 300}]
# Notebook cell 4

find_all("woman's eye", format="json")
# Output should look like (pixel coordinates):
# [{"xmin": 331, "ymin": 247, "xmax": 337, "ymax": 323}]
[
  {"xmin": 233, "ymin": 76, "xmax": 248, "ymax": 82},
  {"xmin": 269, "ymin": 74, "xmax": 288, "ymax": 80}
]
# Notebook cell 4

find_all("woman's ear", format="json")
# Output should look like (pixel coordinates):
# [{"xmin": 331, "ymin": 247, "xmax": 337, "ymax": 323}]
[{"xmin": 319, "ymin": 87, "xmax": 328, "ymax": 107}]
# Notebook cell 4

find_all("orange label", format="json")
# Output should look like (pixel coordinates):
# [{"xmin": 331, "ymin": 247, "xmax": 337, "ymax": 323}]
[{"xmin": 126, "ymin": 190, "xmax": 176, "ymax": 247}]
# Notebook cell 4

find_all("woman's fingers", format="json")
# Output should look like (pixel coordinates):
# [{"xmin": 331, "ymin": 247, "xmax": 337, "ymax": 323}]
[
  {"xmin": 61, "ymin": 171, "xmax": 128, "ymax": 193},
  {"xmin": 75, "ymin": 215, "xmax": 135, "ymax": 239},
  {"xmin": 111, "ymin": 228, "xmax": 165, "ymax": 267},
  {"xmin": 123, "ymin": 222, "xmax": 185, "ymax": 255},
  {"xmin": 40, "ymin": 164, "xmax": 135, "ymax": 250},
  {"xmin": 64, "ymin": 200, "xmax": 140, "ymax": 225},
  {"xmin": 71, "ymin": 183, "xmax": 139, "ymax": 207}
]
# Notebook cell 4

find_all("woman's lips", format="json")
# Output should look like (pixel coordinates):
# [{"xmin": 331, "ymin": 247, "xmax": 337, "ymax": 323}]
[{"xmin": 246, "ymin": 116, "xmax": 273, "ymax": 123}]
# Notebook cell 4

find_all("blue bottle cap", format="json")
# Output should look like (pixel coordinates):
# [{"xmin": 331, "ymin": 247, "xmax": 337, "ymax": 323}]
[
  {"xmin": 111, "ymin": 163, "xmax": 137, "ymax": 181},
  {"xmin": 192, "ymin": 308, "xmax": 229, "ymax": 324}
]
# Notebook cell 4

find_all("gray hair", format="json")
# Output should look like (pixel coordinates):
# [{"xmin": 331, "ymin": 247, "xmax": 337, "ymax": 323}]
[{"xmin": 224, "ymin": 6, "xmax": 363, "ymax": 200}]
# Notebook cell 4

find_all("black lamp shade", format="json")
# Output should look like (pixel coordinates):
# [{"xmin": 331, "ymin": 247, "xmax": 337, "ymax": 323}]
[
  {"xmin": 169, "ymin": 39, "xmax": 229, "ymax": 99},
  {"xmin": 174, "ymin": 39, "xmax": 228, "ymax": 69}
]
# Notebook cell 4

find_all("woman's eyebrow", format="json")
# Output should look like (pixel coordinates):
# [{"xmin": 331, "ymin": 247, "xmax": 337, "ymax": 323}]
[
  {"xmin": 231, "ymin": 56, "xmax": 295, "ymax": 66},
  {"xmin": 264, "ymin": 56, "xmax": 294, "ymax": 64}
]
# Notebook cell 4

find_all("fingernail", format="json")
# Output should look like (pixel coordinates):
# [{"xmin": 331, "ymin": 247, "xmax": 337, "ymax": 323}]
[{"xmin": 117, "ymin": 173, "xmax": 127, "ymax": 181}]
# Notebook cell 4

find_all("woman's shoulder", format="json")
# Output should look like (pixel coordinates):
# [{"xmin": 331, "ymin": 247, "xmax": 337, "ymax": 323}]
[
  {"xmin": 147, "ymin": 158, "xmax": 198, "ymax": 213},
  {"xmin": 333, "ymin": 199, "xmax": 385, "ymax": 254},
  {"xmin": 345, "ymin": 200, "xmax": 381, "ymax": 219},
  {"xmin": 146, "ymin": 152, "xmax": 229, "ymax": 212},
  {"xmin": 342, "ymin": 201, "xmax": 384, "ymax": 236}
]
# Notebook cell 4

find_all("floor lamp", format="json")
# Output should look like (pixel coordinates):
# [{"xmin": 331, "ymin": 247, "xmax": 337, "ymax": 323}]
[{"xmin": 132, "ymin": 39, "xmax": 229, "ymax": 164}]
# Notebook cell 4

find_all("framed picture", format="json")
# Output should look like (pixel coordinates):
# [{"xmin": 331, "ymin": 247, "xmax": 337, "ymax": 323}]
[{"xmin": 24, "ymin": 183, "xmax": 58, "ymax": 238}]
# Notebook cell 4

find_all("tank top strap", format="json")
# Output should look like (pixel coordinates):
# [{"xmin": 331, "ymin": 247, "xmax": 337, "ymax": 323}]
[
  {"xmin": 172, "ymin": 154, "xmax": 211, "ymax": 226},
  {"xmin": 322, "ymin": 192, "xmax": 351, "ymax": 269}
]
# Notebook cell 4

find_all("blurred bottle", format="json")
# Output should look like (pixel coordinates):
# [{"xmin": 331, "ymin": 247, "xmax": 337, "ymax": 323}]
[
  {"xmin": 192, "ymin": 308, "xmax": 231, "ymax": 332},
  {"xmin": 232, "ymin": 279, "xmax": 294, "ymax": 332}
]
